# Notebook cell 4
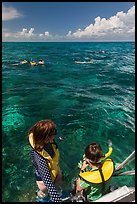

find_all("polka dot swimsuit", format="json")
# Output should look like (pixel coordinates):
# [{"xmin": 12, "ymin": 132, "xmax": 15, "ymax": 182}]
[{"xmin": 31, "ymin": 142, "xmax": 61, "ymax": 202}]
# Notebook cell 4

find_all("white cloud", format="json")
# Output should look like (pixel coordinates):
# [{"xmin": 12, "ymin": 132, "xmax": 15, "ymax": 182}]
[
  {"xmin": 44, "ymin": 31, "xmax": 50, "ymax": 37},
  {"xmin": 20, "ymin": 28, "xmax": 27, "ymax": 35},
  {"xmin": 28, "ymin": 28, "xmax": 34, "ymax": 36},
  {"xmin": 2, "ymin": 27, "xmax": 53, "ymax": 41},
  {"xmin": 2, "ymin": 28, "xmax": 35, "ymax": 41},
  {"xmin": 67, "ymin": 5, "xmax": 135, "ymax": 40},
  {"xmin": 2, "ymin": 5, "xmax": 135, "ymax": 42},
  {"xmin": 66, "ymin": 31, "xmax": 72, "ymax": 37},
  {"xmin": 18, "ymin": 28, "xmax": 35, "ymax": 37},
  {"xmin": 2, "ymin": 4, "xmax": 23, "ymax": 21},
  {"xmin": 39, "ymin": 31, "xmax": 52, "ymax": 38},
  {"xmin": 127, "ymin": 27, "xmax": 135, "ymax": 33}
]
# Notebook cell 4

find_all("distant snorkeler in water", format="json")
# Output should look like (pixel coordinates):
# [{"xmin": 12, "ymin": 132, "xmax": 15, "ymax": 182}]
[
  {"xmin": 11, "ymin": 60, "xmax": 29, "ymax": 66},
  {"xmin": 13, "ymin": 59, "xmax": 45, "ymax": 66},
  {"xmin": 75, "ymin": 60, "xmax": 93, "ymax": 64},
  {"xmin": 38, "ymin": 59, "xmax": 45, "ymax": 65},
  {"xmin": 29, "ymin": 59, "xmax": 45, "ymax": 66},
  {"xmin": 20, "ymin": 60, "xmax": 29, "ymax": 64},
  {"xmin": 30, "ymin": 60, "xmax": 38, "ymax": 66}
]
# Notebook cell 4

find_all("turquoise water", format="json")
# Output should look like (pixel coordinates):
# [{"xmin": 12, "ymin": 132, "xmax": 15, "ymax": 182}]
[{"xmin": 2, "ymin": 42, "xmax": 135, "ymax": 202}]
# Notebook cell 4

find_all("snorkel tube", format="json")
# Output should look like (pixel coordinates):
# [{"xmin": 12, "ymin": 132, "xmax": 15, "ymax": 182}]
[{"xmin": 101, "ymin": 139, "xmax": 113, "ymax": 161}]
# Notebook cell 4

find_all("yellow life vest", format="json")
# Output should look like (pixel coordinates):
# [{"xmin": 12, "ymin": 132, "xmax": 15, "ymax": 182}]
[
  {"xmin": 79, "ymin": 158, "xmax": 114, "ymax": 184},
  {"xmin": 28, "ymin": 133, "xmax": 60, "ymax": 182},
  {"xmin": 30, "ymin": 61, "xmax": 37, "ymax": 66}
]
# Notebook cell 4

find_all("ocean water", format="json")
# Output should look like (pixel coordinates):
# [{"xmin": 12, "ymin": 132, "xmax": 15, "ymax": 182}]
[{"xmin": 2, "ymin": 42, "xmax": 135, "ymax": 202}]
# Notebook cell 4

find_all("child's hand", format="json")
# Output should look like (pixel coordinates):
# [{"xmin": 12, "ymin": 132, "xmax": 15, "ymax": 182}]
[{"xmin": 81, "ymin": 160, "xmax": 89, "ymax": 171}]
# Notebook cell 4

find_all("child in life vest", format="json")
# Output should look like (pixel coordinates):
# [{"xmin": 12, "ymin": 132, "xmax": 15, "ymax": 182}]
[{"xmin": 76, "ymin": 142, "xmax": 114, "ymax": 201}]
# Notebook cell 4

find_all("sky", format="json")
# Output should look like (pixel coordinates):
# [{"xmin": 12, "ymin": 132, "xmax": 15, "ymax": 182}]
[{"xmin": 2, "ymin": 2, "xmax": 135, "ymax": 42}]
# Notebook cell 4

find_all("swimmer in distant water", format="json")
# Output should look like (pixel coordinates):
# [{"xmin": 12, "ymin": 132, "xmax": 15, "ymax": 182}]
[
  {"xmin": 30, "ymin": 60, "xmax": 38, "ymax": 66},
  {"xmin": 20, "ymin": 60, "xmax": 29, "ymax": 64},
  {"xmin": 75, "ymin": 60, "xmax": 93, "ymax": 64},
  {"xmin": 38, "ymin": 59, "xmax": 45, "ymax": 65}
]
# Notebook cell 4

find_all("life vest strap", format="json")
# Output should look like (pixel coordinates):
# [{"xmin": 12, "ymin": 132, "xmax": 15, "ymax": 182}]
[{"xmin": 98, "ymin": 167, "xmax": 105, "ymax": 195}]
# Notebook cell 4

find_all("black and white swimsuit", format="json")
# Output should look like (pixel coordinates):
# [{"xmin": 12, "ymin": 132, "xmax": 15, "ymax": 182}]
[{"xmin": 30, "ymin": 142, "xmax": 61, "ymax": 202}]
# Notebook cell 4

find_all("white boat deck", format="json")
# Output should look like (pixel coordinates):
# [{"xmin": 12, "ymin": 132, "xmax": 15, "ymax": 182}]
[{"xmin": 92, "ymin": 186, "xmax": 135, "ymax": 202}]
